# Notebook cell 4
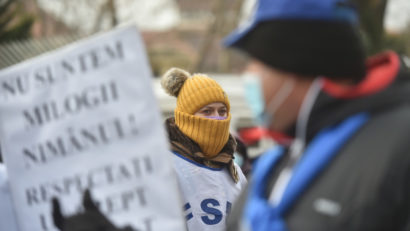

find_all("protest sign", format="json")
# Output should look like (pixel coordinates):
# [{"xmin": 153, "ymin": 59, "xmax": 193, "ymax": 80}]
[{"xmin": 0, "ymin": 26, "xmax": 186, "ymax": 231}]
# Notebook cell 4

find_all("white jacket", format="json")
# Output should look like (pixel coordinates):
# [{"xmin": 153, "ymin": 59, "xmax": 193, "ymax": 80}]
[{"xmin": 172, "ymin": 152, "xmax": 247, "ymax": 231}]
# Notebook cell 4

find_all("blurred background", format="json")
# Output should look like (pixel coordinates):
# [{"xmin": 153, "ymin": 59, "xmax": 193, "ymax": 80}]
[
  {"xmin": 0, "ymin": 0, "xmax": 251, "ymax": 74},
  {"xmin": 0, "ymin": 0, "xmax": 410, "ymax": 155},
  {"xmin": 1, "ymin": 0, "xmax": 409, "ymax": 73}
]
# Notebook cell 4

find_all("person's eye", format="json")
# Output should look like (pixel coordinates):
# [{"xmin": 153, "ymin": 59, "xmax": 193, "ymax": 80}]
[
  {"xmin": 202, "ymin": 109, "xmax": 211, "ymax": 114},
  {"xmin": 219, "ymin": 110, "xmax": 227, "ymax": 116}
]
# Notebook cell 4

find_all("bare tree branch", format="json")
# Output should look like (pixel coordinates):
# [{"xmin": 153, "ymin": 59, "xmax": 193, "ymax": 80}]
[{"xmin": 192, "ymin": 0, "xmax": 225, "ymax": 72}]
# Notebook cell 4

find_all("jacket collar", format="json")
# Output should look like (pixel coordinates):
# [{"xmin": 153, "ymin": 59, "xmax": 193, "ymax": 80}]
[
  {"xmin": 305, "ymin": 51, "xmax": 410, "ymax": 142},
  {"xmin": 165, "ymin": 117, "xmax": 240, "ymax": 183}
]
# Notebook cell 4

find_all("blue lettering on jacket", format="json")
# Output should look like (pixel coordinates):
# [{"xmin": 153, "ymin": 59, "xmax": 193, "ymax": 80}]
[
  {"xmin": 183, "ymin": 199, "xmax": 232, "ymax": 225},
  {"xmin": 184, "ymin": 202, "xmax": 193, "ymax": 221},
  {"xmin": 201, "ymin": 199, "xmax": 223, "ymax": 225},
  {"xmin": 226, "ymin": 201, "xmax": 232, "ymax": 215}
]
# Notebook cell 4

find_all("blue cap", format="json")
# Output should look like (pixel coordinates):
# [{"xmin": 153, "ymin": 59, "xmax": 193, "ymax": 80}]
[{"xmin": 224, "ymin": 0, "xmax": 358, "ymax": 47}]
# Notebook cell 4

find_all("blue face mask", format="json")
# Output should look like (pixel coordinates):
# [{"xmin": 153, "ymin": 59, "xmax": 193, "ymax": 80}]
[
  {"xmin": 204, "ymin": 116, "xmax": 227, "ymax": 120},
  {"xmin": 243, "ymin": 72, "xmax": 295, "ymax": 128},
  {"xmin": 234, "ymin": 153, "xmax": 244, "ymax": 166},
  {"xmin": 243, "ymin": 72, "xmax": 267, "ymax": 126}
]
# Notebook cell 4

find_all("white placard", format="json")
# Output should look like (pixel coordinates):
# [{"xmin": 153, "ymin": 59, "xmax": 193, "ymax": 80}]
[{"xmin": 0, "ymin": 26, "xmax": 186, "ymax": 231}]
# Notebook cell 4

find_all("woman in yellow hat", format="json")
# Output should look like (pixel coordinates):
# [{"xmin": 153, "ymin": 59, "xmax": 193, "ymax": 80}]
[{"xmin": 161, "ymin": 68, "xmax": 247, "ymax": 231}]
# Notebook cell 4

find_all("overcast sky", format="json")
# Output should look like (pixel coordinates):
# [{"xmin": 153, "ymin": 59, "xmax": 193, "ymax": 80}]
[
  {"xmin": 385, "ymin": 0, "xmax": 410, "ymax": 32},
  {"xmin": 37, "ymin": 0, "xmax": 410, "ymax": 33}
]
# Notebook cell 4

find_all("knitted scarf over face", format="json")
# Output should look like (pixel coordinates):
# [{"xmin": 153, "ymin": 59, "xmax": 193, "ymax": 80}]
[{"xmin": 165, "ymin": 117, "xmax": 239, "ymax": 183}]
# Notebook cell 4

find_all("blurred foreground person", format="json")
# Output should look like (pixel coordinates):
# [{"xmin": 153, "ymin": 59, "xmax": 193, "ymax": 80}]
[
  {"xmin": 161, "ymin": 68, "xmax": 247, "ymax": 231},
  {"xmin": 224, "ymin": 0, "xmax": 410, "ymax": 230}
]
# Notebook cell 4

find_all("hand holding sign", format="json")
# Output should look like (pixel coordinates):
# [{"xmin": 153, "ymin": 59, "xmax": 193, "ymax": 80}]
[{"xmin": 52, "ymin": 190, "xmax": 133, "ymax": 231}]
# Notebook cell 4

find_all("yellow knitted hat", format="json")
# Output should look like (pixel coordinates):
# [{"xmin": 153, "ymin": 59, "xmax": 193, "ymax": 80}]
[{"xmin": 161, "ymin": 68, "xmax": 231, "ymax": 157}]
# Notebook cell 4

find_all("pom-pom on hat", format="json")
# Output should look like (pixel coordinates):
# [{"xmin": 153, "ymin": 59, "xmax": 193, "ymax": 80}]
[{"xmin": 161, "ymin": 67, "xmax": 230, "ymax": 115}]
